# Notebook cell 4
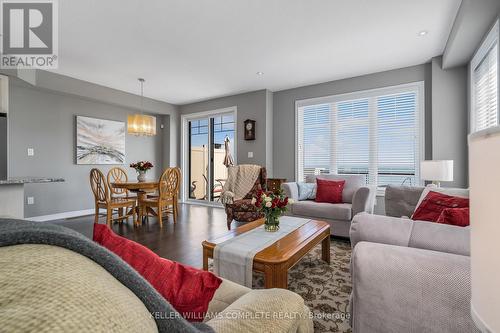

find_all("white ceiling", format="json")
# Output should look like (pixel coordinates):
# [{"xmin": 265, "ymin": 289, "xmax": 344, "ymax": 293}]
[{"xmin": 53, "ymin": 0, "xmax": 461, "ymax": 105}]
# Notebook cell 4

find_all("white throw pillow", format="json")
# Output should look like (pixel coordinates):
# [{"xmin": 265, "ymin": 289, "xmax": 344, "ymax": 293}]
[
  {"xmin": 297, "ymin": 182, "xmax": 317, "ymax": 200},
  {"xmin": 412, "ymin": 185, "xmax": 469, "ymax": 217}
]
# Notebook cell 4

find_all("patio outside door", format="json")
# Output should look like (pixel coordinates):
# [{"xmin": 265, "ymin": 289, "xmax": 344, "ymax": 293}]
[{"xmin": 187, "ymin": 112, "xmax": 235, "ymax": 203}]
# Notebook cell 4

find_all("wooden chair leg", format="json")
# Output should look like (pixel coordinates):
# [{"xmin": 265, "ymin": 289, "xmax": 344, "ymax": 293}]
[
  {"xmin": 106, "ymin": 207, "xmax": 112, "ymax": 227},
  {"xmin": 158, "ymin": 204, "xmax": 163, "ymax": 228},
  {"xmin": 117, "ymin": 208, "xmax": 123, "ymax": 223},
  {"xmin": 94, "ymin": 206, "xmax": 99, "ymax": 224},
  {"xmin": 173, "ymin": 203, "xmax": 177, "ymax": 224}
]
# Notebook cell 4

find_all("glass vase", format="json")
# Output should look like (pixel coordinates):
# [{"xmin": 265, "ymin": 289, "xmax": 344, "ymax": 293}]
[{"xmin": 264, "ymin": 214, "xmax": 280, "ymax": 232}]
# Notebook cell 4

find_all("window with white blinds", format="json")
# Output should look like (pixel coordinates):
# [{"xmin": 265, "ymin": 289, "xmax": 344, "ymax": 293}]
[
  {"xmin": 296, "ymin": 82, "xmax": 424, "ymax": 188},
  {"xmin": 471, "ymin": 19, "xmax": 499, "ymax": 133}
]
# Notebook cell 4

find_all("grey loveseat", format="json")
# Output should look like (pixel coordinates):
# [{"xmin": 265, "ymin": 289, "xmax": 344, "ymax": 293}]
[
  {"xmin": 349, "ymin": 186, "xmax": 478, "ymax": 333},
  {"xmin": 282, "ymin": 174, "xmax": 376, "ymax": 237}
]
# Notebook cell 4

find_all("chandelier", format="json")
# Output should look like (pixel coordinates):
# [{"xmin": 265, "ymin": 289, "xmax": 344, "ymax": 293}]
[{"xmin": 127, "ymin": 78, "xmax": 157, "ymax": 136}]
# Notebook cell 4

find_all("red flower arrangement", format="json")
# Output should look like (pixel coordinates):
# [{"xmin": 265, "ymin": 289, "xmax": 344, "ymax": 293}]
[
  {"xmin": 252, "ymin": 189, "xmax": 293, "ymax": 231},
  {"xmin": 130, "ymin": 161, "xmax": 154, "ymax": 172}
]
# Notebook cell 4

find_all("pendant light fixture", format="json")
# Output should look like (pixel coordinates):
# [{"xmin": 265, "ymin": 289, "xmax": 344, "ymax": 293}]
[{"xmin": 127, "ymin": 78, "xmax": 157, "ymax": 136}]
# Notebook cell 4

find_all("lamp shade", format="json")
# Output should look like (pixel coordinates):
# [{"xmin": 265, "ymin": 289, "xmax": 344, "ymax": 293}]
[
  {"xmin": 420, "ymin": 160, "xmax": 453, "ymax": 182},
  {"xmin": 127, "ymin": 114, "xmax": 156, "ymax": 136},
  {"xmin": 469, "ymin": 127, "xmax": 500, "ymax": 332}
]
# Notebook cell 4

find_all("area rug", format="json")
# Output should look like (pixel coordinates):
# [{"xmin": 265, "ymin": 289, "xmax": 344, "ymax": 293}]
[{"xmin": 209, "ymin": 238, "xmax": 352, "ymax": 333}]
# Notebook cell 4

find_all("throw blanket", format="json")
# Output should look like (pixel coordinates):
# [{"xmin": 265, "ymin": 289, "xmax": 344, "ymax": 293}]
[
  {"xmin": 213, "ymin": 216, "xmax": 310, "ymax": 287},
  {"xmin": 220, "ymin": 164, "xmax": 261, "ymax": 204},
  {"xmin": 0, "ymin": 219, "xmax": 213, "ymax": 333}
]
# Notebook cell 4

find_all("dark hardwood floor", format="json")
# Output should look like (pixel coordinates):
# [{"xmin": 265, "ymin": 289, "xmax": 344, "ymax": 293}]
[{"xmin": 48, "ymin": 204, "xmax": 245, "ymax": 269}]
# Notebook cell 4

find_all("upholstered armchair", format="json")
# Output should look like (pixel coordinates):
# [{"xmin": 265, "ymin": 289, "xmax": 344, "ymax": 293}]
[{"xmin": 223, "ymin": 166, "xmax": 267, "ymax": 229}]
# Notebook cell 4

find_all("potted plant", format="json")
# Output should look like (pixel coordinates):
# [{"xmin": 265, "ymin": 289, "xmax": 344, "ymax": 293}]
[
  {"xmin": 130, "ymin": 161, "xmax": 153, "ymax": 182},
  {"xmin": 252, "ymin": 190, "xmax": 293, "ymax": 232}
]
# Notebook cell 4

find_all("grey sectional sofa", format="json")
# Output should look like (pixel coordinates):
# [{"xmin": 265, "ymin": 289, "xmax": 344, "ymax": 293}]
[
  {"xmin": 282, "ymin": 174, "xmax": 376, "ymax": 237},
  {"xmin": 349, "ymin": 185, "xmax": 478, "ymax": 333}
]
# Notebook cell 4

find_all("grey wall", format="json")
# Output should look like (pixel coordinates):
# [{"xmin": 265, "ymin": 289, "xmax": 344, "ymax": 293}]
[
  {"xmin": 0, "ymin": 114, "xmax": 6, "ymax": 180},
  {"xmin": 8, "ymin": 77, "xmax": 177, "ymax": 217},
  {"xmin": 179, "ymin": 90, "xmax": 271, "ymax": 169},
  {"xmin": 273, "ymin": 64, "xmax": 432, "ymax": 182},
  {"xmin": 265, "ymin": 90, "xmax": 274, "ymax": 177},
  {"xmin": 443, "ymin": 0, "xmax": 500, "ymax": 69},
  {"xmin": 431, "ymin": 57, "xmax": 468, "ymax": 187}
]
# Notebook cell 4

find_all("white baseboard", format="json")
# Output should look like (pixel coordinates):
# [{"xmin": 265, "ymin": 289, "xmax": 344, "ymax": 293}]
[{"xmin": 27, "ymin": 209, "xmax": 101, "ymax": 222}]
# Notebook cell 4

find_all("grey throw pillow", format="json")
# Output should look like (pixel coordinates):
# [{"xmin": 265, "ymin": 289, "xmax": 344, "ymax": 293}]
[{"xmin": 297, "ymin": 182, "xmax": 317, "ymax": 200}]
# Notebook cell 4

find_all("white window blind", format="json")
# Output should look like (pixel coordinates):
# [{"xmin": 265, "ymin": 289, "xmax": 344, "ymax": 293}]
[
  {"xmin": 336, "ymin": 99, "xmax": 370, "ymax": 184},
  {"xmin": 296, "ymin": 83, "xmax": 423, "ymax": 188},
  {"xmin": 471, "ymin": 19, "xmax": 499, "ymax": 133}
]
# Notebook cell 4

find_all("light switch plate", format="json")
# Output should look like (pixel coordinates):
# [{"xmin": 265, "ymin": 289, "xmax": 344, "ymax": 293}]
[
  {"xmin": 27, "ymin": 148, "xmax": 34, "ymax": 156},
  {"xmin": 248, "ymin": 151, "xmax": 253, "ymax": 158},
  {"xmin": 27, "ymin": 197, "xmax": 35, "ymax": 205}
]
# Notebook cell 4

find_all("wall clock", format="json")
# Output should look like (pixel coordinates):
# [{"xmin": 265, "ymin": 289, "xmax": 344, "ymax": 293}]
[{"xmin": 244, "ymin": 119, "xmax": 256, "ymax": 140}]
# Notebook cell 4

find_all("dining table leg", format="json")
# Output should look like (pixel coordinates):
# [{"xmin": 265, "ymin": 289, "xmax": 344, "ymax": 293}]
[{"xmin": 137, "ymin": 192, "xmax": 146, "ymax": 224}]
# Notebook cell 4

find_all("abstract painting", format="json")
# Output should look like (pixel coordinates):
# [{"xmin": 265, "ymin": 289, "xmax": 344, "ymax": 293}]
[{"xmin": 76, "ymin": 116, "xmax": 125, "ymax": 164}]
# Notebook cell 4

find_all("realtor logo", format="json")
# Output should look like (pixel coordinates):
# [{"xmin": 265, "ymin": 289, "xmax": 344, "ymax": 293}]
[{"xmin": 1, "ymin": 0, "xmax": 58, "ymax": 68}]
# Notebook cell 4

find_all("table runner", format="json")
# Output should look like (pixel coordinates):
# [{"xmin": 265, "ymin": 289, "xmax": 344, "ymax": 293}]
[{"xmin": 213, "ymin": 216, "xmax": 310, "ymax": 287}]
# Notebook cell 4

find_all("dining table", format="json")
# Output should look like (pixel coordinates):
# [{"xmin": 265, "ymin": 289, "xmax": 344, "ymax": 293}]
[{"xmin": 111, "ymin": 181, "xmax": 159, "ymax": 222}]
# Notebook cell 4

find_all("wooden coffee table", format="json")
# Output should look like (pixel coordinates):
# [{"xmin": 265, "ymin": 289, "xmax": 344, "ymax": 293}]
[{"xmin": 202, "ymin": 218, "xmax": 330, "ymax": 289}]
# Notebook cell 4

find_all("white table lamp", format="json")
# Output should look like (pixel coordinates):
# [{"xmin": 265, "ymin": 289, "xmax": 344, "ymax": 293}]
[
  {"xmin": 469, "ymin": 127, "xmax": 500, "ymax": 332},
  {"xmin": 420, "ymin": 160, "xmax": 454, "ymax": 187}
]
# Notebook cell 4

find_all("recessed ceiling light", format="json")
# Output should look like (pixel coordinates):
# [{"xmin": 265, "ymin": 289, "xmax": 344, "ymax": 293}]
[
  {"xmin": 418, "ymin": 30, "xmax": 428, "ymax": 36},
  {"xmin": 256, "ymin": 71, "xmax": 264, "ymax": 76}
]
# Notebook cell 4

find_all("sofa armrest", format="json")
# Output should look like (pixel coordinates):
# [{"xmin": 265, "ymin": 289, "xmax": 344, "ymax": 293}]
[
  {"xmin": 351, "ymin": 242, "xmax": 478, "ymax": 333},
  {"xmin": 282, "ymin": 182, "xmax": 299, "ymax": 201},
  {"xmin": 351, "ymin": 186, "xmax": 376, "ymax": 216},
  {"xmin": 350, "ymin": 213, "xmax": 470, "ymax": 256},
  {"xmin": 206, "ymin": 288, "xmax": 313, "ymax": 333}
]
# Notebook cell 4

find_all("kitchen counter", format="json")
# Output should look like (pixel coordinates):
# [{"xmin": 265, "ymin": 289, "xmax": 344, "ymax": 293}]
[
  {"xmin": 0, "ymin": 177, "xmax": 65, "ymax": 219},
  {"xmin": 0, "ymin": 177, "xmax": 65, "ymax": 185}
]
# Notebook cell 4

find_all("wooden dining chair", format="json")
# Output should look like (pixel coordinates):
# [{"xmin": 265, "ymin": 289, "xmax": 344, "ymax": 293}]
[
  {"xmin": 90, "ymin": 168, "xmax": 137, "ymax": 227},
  {"xmin": 139, "ymin": 167, "xmax": 181, "ymax": 227},
  {"xmin": 107, "ymin": 167, "xmax": 136, "ymax": 218},
  {"xmin": 107, "ymin": 167, "xmax": 132, "ymax": 198}
]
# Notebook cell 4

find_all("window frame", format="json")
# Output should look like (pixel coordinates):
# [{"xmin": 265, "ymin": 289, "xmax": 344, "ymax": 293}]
[
  {"xmin": 294, "ymin": 81, "xmax": 425, "ymax": 191},
  {"xmin": 470, "ymin": 18, "xmax": 500, "ymax": 133}
]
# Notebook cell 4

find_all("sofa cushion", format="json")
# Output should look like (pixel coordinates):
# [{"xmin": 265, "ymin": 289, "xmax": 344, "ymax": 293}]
[
  {"xmin": 297, "ymin": 182, "xmax": 317, "ymax": 200},
  {"xmin": 306, "ymin": 174, "xmax": 365, "ymax": 203},
  {"xmin": 412, "ymin": 191, "xmax": 469, "ymax": 222},
  {"xmin": 436, "ymin": 207, "xmax": 470, "ymax": 227},
  {"xmin": 206, "ymin": 278, "xmax": 250, "ymax": 318},
  {"xmin": 414, "ymin": 186, "xmax": 469, "ymax": 213},
  {"xmin": 385, "ymin": 185, "xmax": 425, "ymax": 218},
  {"xmin": 292, "ymin": 200, "xmax": 352, "ymax": 221},
  {"xmin": 315, "ymin": 179, "xmax": 345, "ymax": 203},
  {"xmin": 93, "ymin": 224, "xmax": 222, "ymax": 322},
  {"xmin": 206, "ymin": 288, "xmax": 313, "ymax": 333}
]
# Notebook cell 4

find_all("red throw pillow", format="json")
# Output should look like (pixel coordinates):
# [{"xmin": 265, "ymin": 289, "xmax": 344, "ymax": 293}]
[
  {"xmin": 315, "ymin": 178, "xmax": 345, "ymax": 204},
  {"xmin": 412, "ymin": 191, "xmax": 469, "ymax": 222},
  {"xmin": 93, "ymin": 224, "xmax": 222, "ymax": 322},
  {"xmin": 436, "ymin": 207, "xmax": 470, "ymax": 227}
]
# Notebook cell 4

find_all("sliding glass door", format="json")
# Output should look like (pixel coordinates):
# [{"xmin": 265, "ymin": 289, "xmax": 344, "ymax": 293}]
[{"xmin": 187, "ymin": 111, "xmax": 235, "ymax": 203}]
